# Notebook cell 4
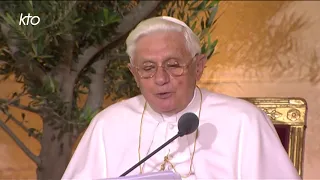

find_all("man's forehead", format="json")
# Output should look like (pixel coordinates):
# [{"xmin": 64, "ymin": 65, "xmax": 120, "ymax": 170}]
[
  {"xmin": 132, "ymin": 30, "xmax": 190, "ymax": 64},
  {"xmin": 134, "ymin": 36, "xmax": 187, "ymax": 58},
  {"xmin": 137, "ymin": 31, "xmax": 184, "ymax": 43},
  {"xmin": 137, "ymin": 53, "xmax": 184, "ymax": 63}
]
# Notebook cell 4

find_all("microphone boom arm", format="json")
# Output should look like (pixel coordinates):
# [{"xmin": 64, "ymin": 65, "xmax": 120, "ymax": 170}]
[{"xmin": 120, "ymin": 132, "xmax": 183, "ymax": 177}]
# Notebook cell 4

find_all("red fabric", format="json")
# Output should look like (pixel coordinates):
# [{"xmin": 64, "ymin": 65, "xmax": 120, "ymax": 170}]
[{"xmin": 275, "ymin": 125, "xmax": 291, "ymax": 152}]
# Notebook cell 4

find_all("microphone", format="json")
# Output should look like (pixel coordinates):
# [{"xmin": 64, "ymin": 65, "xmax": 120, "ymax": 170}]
[{"xmin": 119, "ymin": 112, "xmax": 199, "ymax": 177}]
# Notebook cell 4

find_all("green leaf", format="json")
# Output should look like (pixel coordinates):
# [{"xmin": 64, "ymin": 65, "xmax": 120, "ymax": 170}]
[
  {"xmin": 31, "ymin": 43, "xmax": 37, "ymax": 56},
  {"xmin": 189, "ymin": 1, "xmax": 199, "ymax": 9},
  {"xmin": 72, "ymin": 17, "xmax": 82, "ymax": 24},
  {"xmin": 200, "ymin": 17, "xmax": 205, "ymax": 30},
  {"xmin": 2, "ymin": 13, "xmax": 17, "ymax": 27},
  {"xmin": 5, "ymin": 115, "xmax": 12, "ymax": 123},
  {"xmin": 207, "ymin": 39, "xmax": 218, "ymax": 58},
  {"xmin": 28, "ymin": 128, "xmax": 36, "ymax": 137},
  {"xmin": 37, "ymin": 55, "xmax": 54, "ymax": 59},
  {"xmin": 21, "ymin": 112, "xmax": 25, "ymax": 120},
  {"xmin": 27, "ymin": 0, "xmax": 34, "ymax": 12},
  {"xmin": 11, "ymin": 92, "xmax": 18, "ymax": 98},
  {"xmin": 207, "ymin": 4, "xmax": 218, "ymax": 26}
]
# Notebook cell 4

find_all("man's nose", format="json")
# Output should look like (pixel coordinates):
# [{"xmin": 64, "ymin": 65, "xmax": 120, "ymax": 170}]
[{"xmin": 154, "ymin": 66, "xmax": 170, "ymax": 85}]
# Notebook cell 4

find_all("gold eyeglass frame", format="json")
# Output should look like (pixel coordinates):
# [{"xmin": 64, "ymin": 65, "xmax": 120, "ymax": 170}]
[{"xmin": 130, "ymin": 54, "xmax": 198, "ymax": 79}]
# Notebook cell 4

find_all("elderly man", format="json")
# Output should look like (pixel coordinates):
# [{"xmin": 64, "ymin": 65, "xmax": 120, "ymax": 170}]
[{"xmin": 62, "ymin": 16, "xmax": 300, "ymax": 180}]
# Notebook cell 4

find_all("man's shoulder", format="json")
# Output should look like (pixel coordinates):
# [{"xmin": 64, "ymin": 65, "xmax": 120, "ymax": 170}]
[
  {"xmin": 93, "ymin": 94, "xmax": 145, "ymax": 123},
  {"xmin": 201, "ymin": 88, "xmax": 263, "ymax": 117},
  {"xmin": 104, "ymin": 94, "xmax": 144, "ymax": 111},
  {"xmin": 201, "ymin": 88, "xmax": 270, "ymax": 128}
]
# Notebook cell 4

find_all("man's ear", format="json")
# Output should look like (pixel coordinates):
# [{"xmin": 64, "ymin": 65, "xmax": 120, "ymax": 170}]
[
  {"xmin": 195, "ymin": 54, "xmax": 207, "ymax": 81},
  {"xmin": 128, "ymin": 63, "xmax": 140, "ymax": 88}
]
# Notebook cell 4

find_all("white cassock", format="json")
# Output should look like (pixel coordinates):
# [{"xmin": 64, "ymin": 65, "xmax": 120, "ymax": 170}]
[{"xmin": 62, "ymin": 87, "xmax": 301, "ymax": 180}]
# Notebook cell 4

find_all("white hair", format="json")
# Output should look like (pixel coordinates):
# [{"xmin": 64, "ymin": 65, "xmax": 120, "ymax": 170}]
[{"xmin": 126, "ymin": 16, "xmax": 201, "ymax": 63}]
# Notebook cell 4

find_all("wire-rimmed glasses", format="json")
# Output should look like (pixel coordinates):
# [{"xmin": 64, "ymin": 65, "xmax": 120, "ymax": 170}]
[{"xmin": 131, "ymin": 55, "xmax": 197, "ymax": 79}]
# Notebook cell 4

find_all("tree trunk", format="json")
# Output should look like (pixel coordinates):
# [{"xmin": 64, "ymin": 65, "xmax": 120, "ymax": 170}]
[{"xmin": 36, "ymin": 120, "xmax": 74, "ymax": 180}]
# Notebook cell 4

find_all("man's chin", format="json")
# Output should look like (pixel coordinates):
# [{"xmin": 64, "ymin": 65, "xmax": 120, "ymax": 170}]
[
  {"xmin": 146, "ymin": 95, "xmax": 177, "ymax": 113},
  {"xmin": 151, "ymin": 102, "xmax": 177, "ymax": 114}
]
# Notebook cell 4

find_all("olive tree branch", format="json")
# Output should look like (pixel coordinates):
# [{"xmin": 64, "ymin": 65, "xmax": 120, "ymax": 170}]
[
  {"xmin": 0, "ymin": 98, "xmax": 39, "ymax": 113},
  {"xmin": 73, "ymin": 1, "xmax": 162, "ymax": 75},
  {"xmin": 0, "ymin": 118, "xmax": 40, "ymax": 166}
]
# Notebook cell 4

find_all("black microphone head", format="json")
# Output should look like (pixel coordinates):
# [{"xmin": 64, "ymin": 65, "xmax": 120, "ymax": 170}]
[{"xmin": 178, "ymin": 112, "xmax": 199, "ymax": 137}]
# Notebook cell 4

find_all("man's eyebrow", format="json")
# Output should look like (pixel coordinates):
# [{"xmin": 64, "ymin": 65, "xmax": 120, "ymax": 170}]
[
  {"xmin": 165, "ymin": 54, "xmax": 182, "ymax": 59},
  {"xmin": 140, "ymin": 59, "xmax": 155, "ymax": 64},
  {"xmin": 139, "ymin": 55, "xmax": 183, "ymax": 64}
]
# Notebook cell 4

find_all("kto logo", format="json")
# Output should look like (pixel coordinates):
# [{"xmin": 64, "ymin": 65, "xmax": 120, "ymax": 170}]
[{"xmin": 19, "ymin": 13, "xmax": 40, "ymax": 26}]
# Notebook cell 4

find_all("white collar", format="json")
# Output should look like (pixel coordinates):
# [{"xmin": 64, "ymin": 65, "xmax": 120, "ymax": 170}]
[{"xmin": 144, "ymin": 87, "xmax": 202, "ymax": 123}]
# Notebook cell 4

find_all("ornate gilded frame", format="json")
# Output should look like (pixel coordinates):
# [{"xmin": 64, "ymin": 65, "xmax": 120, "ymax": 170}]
[{"xmin": 241, "ymin": 97, "xmax": 307, "ymax": 178}]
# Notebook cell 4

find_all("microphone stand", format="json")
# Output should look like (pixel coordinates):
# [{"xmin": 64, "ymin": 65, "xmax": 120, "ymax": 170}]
[{"xmin": 120, "ymin": 132, "xmax": 183, "ymax": 177}]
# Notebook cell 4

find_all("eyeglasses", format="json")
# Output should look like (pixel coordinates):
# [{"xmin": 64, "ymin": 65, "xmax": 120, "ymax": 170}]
[{"xmin": 132, "ymin": 55, "xmax": 197, "ymax": 79}]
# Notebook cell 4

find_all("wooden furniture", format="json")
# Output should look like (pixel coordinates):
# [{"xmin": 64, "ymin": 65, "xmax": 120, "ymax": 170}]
[{"xmin": 242, "ymin": 97, "xmax": 307, "ymax": 178}]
